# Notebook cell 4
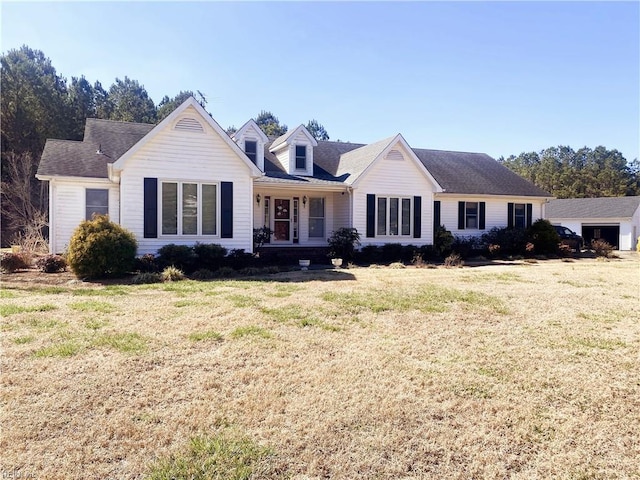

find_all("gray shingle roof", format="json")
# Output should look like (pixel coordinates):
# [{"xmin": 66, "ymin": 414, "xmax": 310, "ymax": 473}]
[
  {"xmin": 546, "ymin": 196, "xmax": 640, "ymax": 219},
  {"xmin": 38, "ymin": 116, "xmax": 551, "ymax": 199},
  {"xmin": 38, "ymin": 118, "xmax": 153, "ymax": 178},
  {"xmin": 413, "ymin": 149, "xmax": 551, "ymax": 197}
]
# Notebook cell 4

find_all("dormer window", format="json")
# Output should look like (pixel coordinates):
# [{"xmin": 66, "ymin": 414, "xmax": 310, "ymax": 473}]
[
  {"xmin": 245, "ymin": 140, "xmax": 257, "ymax": 164},
  {"xmin": 295, "ymin": 145, "xmax": 307, "ymax": 170}
]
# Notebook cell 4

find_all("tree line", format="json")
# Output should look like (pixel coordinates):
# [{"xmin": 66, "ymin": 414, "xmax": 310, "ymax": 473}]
[
  {"xmin": 0, "ymin": 45, "xmax": 328, "ymax": 245},
  {"xmin": 2, "ymin": 44, "xmax": 637, "ymax": 247},
  {"xmin": 499, "ymin": 146, "xmax": 639, "ymax": 199}
]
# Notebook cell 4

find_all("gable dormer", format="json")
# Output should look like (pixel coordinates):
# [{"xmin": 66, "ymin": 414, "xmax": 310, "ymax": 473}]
[
  {"xmin": 232, "ymin": 119, "xmax": 269, "ymax": 172},
  {"xmin": 268, "ymin": 124, "xmax": 318, "ymax": 176}
]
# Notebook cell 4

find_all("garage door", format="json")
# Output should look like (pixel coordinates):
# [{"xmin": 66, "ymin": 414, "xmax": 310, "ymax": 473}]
[{"xmin": 582, "ymin": 225, "xmax": 620, "ymax": 249}]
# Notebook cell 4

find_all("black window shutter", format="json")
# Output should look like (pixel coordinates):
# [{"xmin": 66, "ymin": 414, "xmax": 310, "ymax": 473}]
[
  {"xmin": 143, "ymin": 178, "xmax": 157, "ymax": 238},
  {"xmin": 507, "ymin": 203, "xmax": 514, "ymax": 228},
  {"xmin": 433, "ymin": 201, "xmax": 441, "ymax": 238},
  {"xmin": 221, "ymin": 182, "xmax": 233, "ymax": 238},
  {"xmin": 458, "ymin": 202, "xmax": 465, "ymax": 230},
  {"xmin": 526, "ymin": 203, "xmax": 533, "ymax": 228},
  {"xmin": 479, "ymin": 202, "xmax": 486, "ymax": 230},
  {"xmin": 413, "ymin": 196, "xmax": 421, "ymax": 238},
  {"xmin": 366, "ymin": 194, "xmax": 375, "ymax": 238}
]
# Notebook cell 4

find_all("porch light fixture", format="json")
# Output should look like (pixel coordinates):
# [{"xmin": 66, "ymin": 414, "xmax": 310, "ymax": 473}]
[
  {"xmin": 303, "ymin": 195, "xmax": 307, "ymax": 207},
  {"xmin": 256, "ymin": 194, "xmax": 261, "ymax": 205}
]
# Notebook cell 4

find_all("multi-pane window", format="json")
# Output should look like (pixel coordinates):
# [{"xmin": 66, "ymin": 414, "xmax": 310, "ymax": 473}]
[
  {"xmin": 377, "ymin": 196, "xmax": 411, "ymax": 236},
  {"xmin": 514, "ymin": 203, "xmax": 526, "ymax": 229},
  {"xmin": 85, "ymin": 189, "xmax": 109, "ymax": 220},
  {"xmin": 245, "ymin": 140, "xmax": 257, "ymax": 164},
  {"xmin": 465, "ymin": 202, "xmax": 478, "ymax": 229},
  {"xmin": 162, "ymin": 182, "xmax": 217, "ymax": 236},
  {"xmin": 309, "ymin": 197, "xmax": 325, "ymax": 238},
  {"xmin": 295, "ymin": 145, "xmax": 306, "ymax": 170}
]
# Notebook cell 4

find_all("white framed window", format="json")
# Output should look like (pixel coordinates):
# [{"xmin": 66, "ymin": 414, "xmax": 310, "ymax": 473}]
[
  {"xmin": 245, "ymin": 140, "xmax": 257, "ymax": 164},
  {"xmin": 514, "ymin": 203, "xmax": 526, "ymax": 229},
  {"xmin": 376, "ymin": 196, "xmax": 412, "ymax": 236},
  {"xmin": 465, "ymin": 202, "xmax": 478, "ymax": 229},
  {"xmin": 86, "ymin": 188, "xmax": 109, "ymax": 220},
  {"xmin": 295, "ymin": 145, "xmax": 306, "ymax": 170},
  {"xmin": 161, "ymin": 181, "xmax": 217, "ymax": 236},
  {"xmin": 309, "ymin": 197, "xmax": 325, "ymax": 238}
]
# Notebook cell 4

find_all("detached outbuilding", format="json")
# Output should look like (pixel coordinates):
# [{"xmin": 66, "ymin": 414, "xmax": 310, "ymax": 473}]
[{"xmin": 545, "ymin": 196, "xmax": 640, "ymax": 250}]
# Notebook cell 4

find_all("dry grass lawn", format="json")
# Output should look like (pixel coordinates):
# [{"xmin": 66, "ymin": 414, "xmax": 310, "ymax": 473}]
[{"xmin": 1, "ymin": 255, "xmax": 639, "ymax": 479}]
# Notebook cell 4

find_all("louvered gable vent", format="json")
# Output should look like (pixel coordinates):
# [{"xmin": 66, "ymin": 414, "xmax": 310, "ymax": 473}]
[
  {"xmin": 175, "ymin": 117, "xmax": 204, "ymax": 133},
  {"xmin": 385, "ymin": 149, "xmax": 404, "ymax": 161}
]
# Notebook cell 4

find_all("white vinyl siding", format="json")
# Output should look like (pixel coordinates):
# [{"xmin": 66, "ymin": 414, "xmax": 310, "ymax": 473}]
[
  {"xmin": 48, "ymin": 179, "xmax": 119, "ymax": 254},
  {"xmin": 438, "ymin": 196, "xmax": 546, "ymax": 237},
  {"xmin": 353, "ymin": 142, "xmax": 437, "ymax": 246},
  {"xmin": 119, "ymin": 106, "xmax": 254, "ymax": 255}
]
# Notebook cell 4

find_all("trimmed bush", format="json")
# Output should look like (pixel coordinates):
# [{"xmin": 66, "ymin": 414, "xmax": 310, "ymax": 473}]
[
  {"xmin": 528, "ymin": 219, "xmax": 560, "ymax": 255},
  {"xmin": 434, "ymin": 225, "xmax": 454, "ymax": 256},
  {"xmin": 36, "ymin": 254, "xmax": 67, "ymax": 273},
  {"xmin": 193, "ymin": 243, "xmax": 227, "ymax": 271},
  {"xmin": 156, "ymin": 244, "xmax": 196, "ymax": 273},
  {"xmin": 131, "ymin": 272, "xmax": 163, "ymax": 284},
  {"xmin": 381, "ymin": 243, "xmax": 404, "ymax": 263},
  {"xmin": 0, "ymin": 252, "xmax": 31, "ymax": 273},
  {"xmin": 224, "ymin": 249, "xmax": 255, "ymax": 270},
  {"xmin": 67, "ymin": 215, "xmax": 137, "ymax": 278},
  {"xmin": 481, "ymin": 227, "xmax": 529, "ymax": 256},
  {"xmin": 451, "ymin": 236, "xmax": 479, "ymax": 259},
  {"xmin": 134, "ymin": 254, "xmax": 159, "ymax": 273},
  {"xmin": 191, "ymin": 269, "xmax": 216, "ymax": 280}
]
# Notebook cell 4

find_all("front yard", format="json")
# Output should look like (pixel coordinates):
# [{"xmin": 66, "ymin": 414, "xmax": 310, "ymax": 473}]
[{"xmin": 1, "ymin": 256, "xmax": 639, "ymax": 479}]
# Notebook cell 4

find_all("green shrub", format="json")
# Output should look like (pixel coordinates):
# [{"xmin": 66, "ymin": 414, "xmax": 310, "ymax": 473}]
[
  {"xmin": 327, "ymin": 227, "xmax": 360, "ymax": 262},
  {"xmin": 224, "ymin": 249, "xmax": 256, "ymax": 270},
  {"xmin": 527, "ymin": 219, "xmax": 560, "ymax": 255},
  {"xmin": 134, "ymin": 253, "xmax": 159, "ymax": 273},
  {"xmin": 190, "ymin": 268, "xmax": 216, "ymax": 280},
  {"xmin": 156, "ymin": 244, "xmax": 196, "ymax": 273},
  {"xmin": 67, "ymin": 215, "xmax": 137, "ymax": 278},
  {"xmin": 381, "ymin": 243, "xmax": 403, "ymax": 263},
  {"xmin": 161, "ymin": 266, "xmax": 185, "ymax": 282},
  {"xmin": 451, "ymin": 236, "xmax": 480, "ymax": 259},
  {"xmin": 131, "ymin": 272, "xmax": 163, "ymax": 284},
  {"xmin": 356, "ymin": 245, "xmax": 382, "ymax": 265},
  {"xmin": 193, "ymin": 242, "xmax": 227, "ymax": 271},
  {"xmin": 0, "ymin": 252, "xmax": 31, "ymax": 272},
  {"xmin": 35, "ymin": 254, "xmax": 67, "ymax": 273},
  {"xmin": 253, "ymin": 226, "xmax": 273, "ymax": 254},
  {"xmin": 434, "ymin": 225, "xmax": 454, "ymax": 256},
  {"xmin": 591, "ymin": 239, "xmax": 613, "ymax": 258},
  {"xmin": 481, "ymin": 227, "xmax": 529, "ymax": 256},
  {"xmin": 212, "ymin": 266, "xmax": 237, "ymax": 278}
]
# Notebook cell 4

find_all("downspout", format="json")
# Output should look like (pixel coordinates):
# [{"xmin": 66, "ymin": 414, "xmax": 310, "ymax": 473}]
[{"xmin": 347, "ymin": 186, "xmax": 353, "ymax": 228}]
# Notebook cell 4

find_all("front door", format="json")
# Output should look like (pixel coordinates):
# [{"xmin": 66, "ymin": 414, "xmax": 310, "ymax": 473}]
[{"xmin": 273, "ymin": 198, "xmax": 291, "ymax": 242}]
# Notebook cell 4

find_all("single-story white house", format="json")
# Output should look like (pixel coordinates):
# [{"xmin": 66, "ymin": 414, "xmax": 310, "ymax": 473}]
[
  {"xmin": 37, "ymin": 97, "xmax": 552, "ymax": 256},
  {"xmin": 546, "ymin": 196, "xmax": 640, "ymax": 250}
]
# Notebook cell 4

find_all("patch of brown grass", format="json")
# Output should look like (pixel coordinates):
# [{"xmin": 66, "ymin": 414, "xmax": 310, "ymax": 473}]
[{"xmin": 1, "ymin": 256, "xmax": 639, "ymax": 478}]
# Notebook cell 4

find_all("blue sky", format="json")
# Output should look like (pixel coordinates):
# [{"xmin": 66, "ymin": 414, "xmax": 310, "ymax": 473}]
[{"xmin": 2, "ymin": 1, "xmax": 639, "ymax": 162}]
